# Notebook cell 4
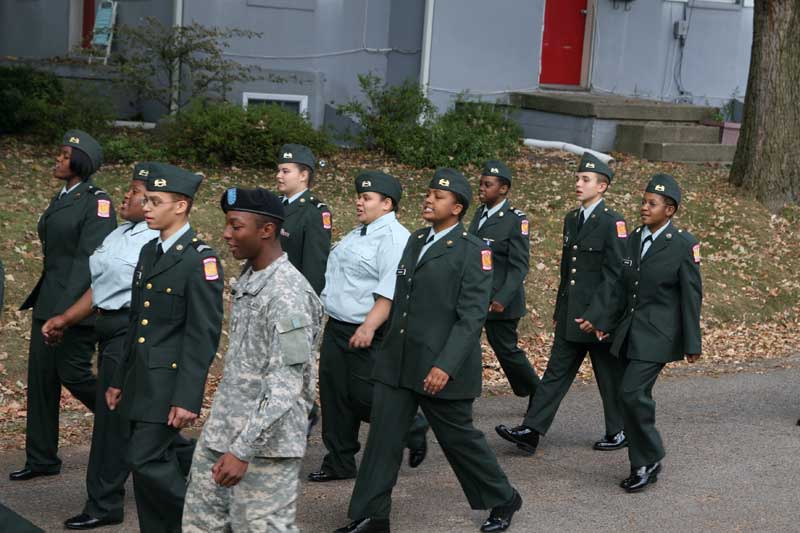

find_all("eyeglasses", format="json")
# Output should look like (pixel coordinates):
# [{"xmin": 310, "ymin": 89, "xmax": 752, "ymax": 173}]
[{"xmin": 139, "ymin": 197, "xmax": 180, "ymax": 208}]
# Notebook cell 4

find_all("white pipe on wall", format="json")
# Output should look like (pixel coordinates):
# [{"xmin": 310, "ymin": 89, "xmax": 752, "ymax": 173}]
[
  {"xmin": 522, "ymin": 138, "xmax": 614, "ymax": 164},
  {"xmin": 170, "ymin": 0, "xmax": 184, "ymax": 114},
  {"xmin": 419, "ymin": 0, "xmax": 435, "ymax": 99}
]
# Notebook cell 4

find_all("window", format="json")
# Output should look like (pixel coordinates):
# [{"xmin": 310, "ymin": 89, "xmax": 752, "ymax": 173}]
[
  {"xmin": 242, "ymin": 92, "xmax": 309, "ymax": 115},
  {"xmin": 667, "ymin": 0, "xmax": 753, "ymax": 8}
]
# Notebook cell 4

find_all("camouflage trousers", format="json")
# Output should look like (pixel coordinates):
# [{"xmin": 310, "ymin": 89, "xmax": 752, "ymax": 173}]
[{"xmin": 183, "ymin": 444, "xmax": 301, "ymax": 532}]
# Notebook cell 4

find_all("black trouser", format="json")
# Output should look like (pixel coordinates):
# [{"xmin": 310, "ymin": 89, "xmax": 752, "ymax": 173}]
[
  {"xmin": 126, "ymin": 422, "xmax": 196, "ymax": 533},
  {"xmin": 319, "ymin": 318, "xmax": 428, "ymax": 477},
  {"xmin": 523, "ymin": 334, "xmax": 624, "ymax": 437},
  {"xmin": 620, "ymin": 355, "xmax": 666, "ymax": 468},
  {"xmin": 25, "ymin": 319, "xmax": 96, "ymax": 473},
  {"xmin": 484, "ymin": 318, "xmax": 540, "ymax": 397},
  {"xmin": 83, "ymin": 310, "xmax": 129, "ymax": 521},
  {"xmin": 348, "ymin": 382, "xmax": 514, "ymax": 520}
]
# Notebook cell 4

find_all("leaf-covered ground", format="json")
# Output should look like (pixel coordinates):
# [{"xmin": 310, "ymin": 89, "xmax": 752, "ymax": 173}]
[{"xmin": 1, "ymin": 137, "xmax": 798, "ymax": 449}]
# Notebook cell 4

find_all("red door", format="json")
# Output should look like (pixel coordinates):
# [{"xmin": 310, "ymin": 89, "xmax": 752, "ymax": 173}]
[
  {"xmin": 539, "ymin": 0, "xmax": 587, "ymax": 86},
  {"xmin": 81, "ymin": 0, "xmax": 96, "ymax": 48}
]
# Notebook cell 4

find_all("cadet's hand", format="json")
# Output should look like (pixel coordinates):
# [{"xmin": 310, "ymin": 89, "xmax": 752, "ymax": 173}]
[
  {"xmin": 211, "ymin": 452, "xmax": 249, "ymax": 487},
  {"xmin": 686, "ymin": 354, "xmax": 701, "ymax": 363},
  {"xmin": 349, "ymin": 325, "xmax": 375, "ymax": 349},
  {"xmin": 423, "ymin": 366, "xmax": 449, "ymax": 395},
  {"xmin": 489, "ymin": 301, "xmax": 505, "ymax": 313},
  {"xmin": 106, "ymin": 387, "xmax": 122, "ymax": 411},
  {"xmin": 594, "ymin": 329, "xmax": 610, "ymax": 341},
  {"xmin": 575, "ymin": 318, "xmax": 595, "ymax": 333},
  {"xmin": 42, "ymin": 315, "xmax": 68, "ymax": 345},
  {"xmin": 167, "ymin": 406, "xmax": 198, "ymax": 429}
]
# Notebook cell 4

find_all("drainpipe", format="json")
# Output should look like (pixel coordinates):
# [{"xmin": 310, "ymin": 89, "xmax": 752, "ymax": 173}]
[
  {"xmin": 419, "ymin": 0, "xmax": 434, "ymax": 99},
  {"xmin": 170, "ymin": 0, "xmax": 184, "ymax": 114}
]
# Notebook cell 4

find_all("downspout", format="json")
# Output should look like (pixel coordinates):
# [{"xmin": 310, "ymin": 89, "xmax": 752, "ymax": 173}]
[
  {"xmin": 419, "ymin": 0, "xmax": 434, "ymax": 100},
  {"xmin": 170, "ymin": 0, "xmax": 184, "ymax": 114}
]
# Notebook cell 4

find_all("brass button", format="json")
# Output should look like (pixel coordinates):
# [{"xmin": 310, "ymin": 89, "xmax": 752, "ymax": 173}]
[
  {"xmin": 633, "ymin": 294, "xmax": 637, "ymax": 298},
  {"xmin": 588, "ymin": 247, "xmax": 593, "ymax": 251},
  {"xmin": 141, "ymin": 319, "xmax": 149, "ymax": 326},
  {"xmin": 571, "ymin": 268, "xmax": 576, "ymax": 274},
  {"xmin": 138, "ymin": 337, "xmax": 145, "ymax": 344},
  {"xmin": 166, "ymin": 288, "xmax": 172, "ymax": 294},
  {"xmin": 400, "ymin": 329, "xmax": 405, "ymax": 334},
  {"xmin": 571, "ymin": 257, "xmax": 577, "ymax": 262},
  {"xmin": 631, "ymin": 308, "xmax": 635, "ymax": 312},
  {"xmin": 572, "ymin": 245, "xmax": 578, "ymax": 250},
  {"xmin": 570, "ymin": 280, "xmax": 575, "ymax": 286},
  {"xmin": 144, "ymin": 301, "xmax": 150, "ymax": 308},
  {"xmin": 146, "ymin": 283, "xmax": 152, "ymax": 290},
  {"xmin": 403, "ymin": 312, "xmax": 407, "ymax": 317},
  {"xmin": 171, "ymin": 363, "xmax": 178, "ymax": 369},
  {"xmin": 634, "ymin": 281, "xmax": 639, "ymax": 286}
]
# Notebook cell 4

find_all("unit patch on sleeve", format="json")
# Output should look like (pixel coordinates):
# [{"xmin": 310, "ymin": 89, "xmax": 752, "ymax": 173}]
[
  {"xmin": 481, "ymin": 249, "xmax": 493, "ymax": 271},
  {"xmin": 322, "ymin": 211, "xmax": 332, "ymax": 230},
  {"xmin": 615, "ymin": 220, "xmax": 628, "ymax": 238},
  {"xmin": 203, "ymin": 257, "xmax": 220, "ymax": 281},
  {"xmin": 692, "ymin": 243, "xmax": 701, "ymax": 264},
  {"xmin": 97, "ymin": 199, "xmax": 111, "ymax": 218},
  {"xmin": 521, "ymin": 219, "xmax": 529, "ymax": 236}
]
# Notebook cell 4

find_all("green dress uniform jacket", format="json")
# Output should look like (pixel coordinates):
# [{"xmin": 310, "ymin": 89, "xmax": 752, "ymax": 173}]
[
  {"xmin": 610, "ymin": 224, "xmax": 703, "ymax": 362},
  {"xmin": 553, "ymin": 199, "xmax": 628, "ymax": 341},
  {"xmin": 279, "ymin": 189, "xmax": 332, "ymax": 295},
  {"xmin": 371, "ymin": 224, "xmax": 492, "ymax": 400},
  {"xmin": 111, "ymin": 229, "xmax": 224, "ymax": 422},
  {"xmin": 468, "ymin": 203, "xmax": 529, "ymax": 320},
  {"xmin": 21, "ymin": 180, "xmax": 117, "ymax": 323}
]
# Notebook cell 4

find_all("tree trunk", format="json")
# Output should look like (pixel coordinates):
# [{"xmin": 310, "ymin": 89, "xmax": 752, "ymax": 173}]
[{"xmin": 729, "ymin": 0, "xmax": 800, "ymax": 212}]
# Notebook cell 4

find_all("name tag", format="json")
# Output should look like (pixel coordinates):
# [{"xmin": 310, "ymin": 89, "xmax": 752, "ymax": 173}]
[
  {"xmin": 396, "ymin": 268, "xmax": 407, "ymax": 276},
  {"xmin": 623, "ymin": 259, "xmax": 633, "ymax": 267}
]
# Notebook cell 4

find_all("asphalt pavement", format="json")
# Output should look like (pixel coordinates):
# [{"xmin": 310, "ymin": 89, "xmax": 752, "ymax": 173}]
[{"xmin": 2, "ymin": 360, "xmax": 799, "ymax": 532}]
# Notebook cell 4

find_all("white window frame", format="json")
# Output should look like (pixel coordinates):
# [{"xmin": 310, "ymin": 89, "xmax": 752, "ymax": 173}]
[
  {"xmin": 242, "ymin": 92, "xmax": 309, "ymax": 115},
  {"xmin": 667, "ymin": 0, "xmax": 753, "ymax": 8}
]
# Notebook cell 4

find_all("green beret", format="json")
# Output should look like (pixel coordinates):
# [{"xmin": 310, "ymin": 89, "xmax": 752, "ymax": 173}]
[
  {"xmin": 221, "ymin": 187, "xmax": 285, "ymax": 221},
  {"xmin": 132, "ymin": 162, "xmax": 152, "ymax": 181},
  {"xmin": 63, "ymin": 129, "xmax": 102, "ymax": 174},
  {"xmin": 429, "ymin": 168, "xmax": 472, "ymax": 211},
  {"xmin": 482, "ymin": 160, "xmax": 512, "ymax": 183},
  {"xmin": 145, "ymin": 162, "xmax": 203, "ymax": 199},
  {"xmin": 645, "ymin": 173, "xmax": 681, "ymax": 206},
  {"xmin": 578, "ymin": 152, "xmax": 613, "ymax": 182},
  {"xmin": 278, "ymin": 144, "xmax": 315, "ymax": 171},
  {"xmin": 355, "ymin": 170, "xmax": 403, "ymax": 204}
]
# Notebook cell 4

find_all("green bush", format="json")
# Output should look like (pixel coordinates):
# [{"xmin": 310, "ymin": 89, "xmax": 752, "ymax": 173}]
[
  {"xmin": 0, "ymin": 66, "xmax": 63, "ymax": 134},
  {"xmin": 337, "ymin": 75, "xmax": 521, "ymax": 168},
  {"xmin": 102, "ymin": 132, "xmax": 169, "ymax": 164},
  {"xmin": 162, "ymin": 100, "xmax": 335, "ymax": 167}
]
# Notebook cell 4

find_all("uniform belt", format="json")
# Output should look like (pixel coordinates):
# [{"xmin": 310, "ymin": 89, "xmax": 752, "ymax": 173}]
[
  {"xmin": 328, "ymin": 317, "xmax": 361, "ymax": 327},
  {"xmin": 95, "ymin": 307, "xmax": 129, "ymax": 316}
]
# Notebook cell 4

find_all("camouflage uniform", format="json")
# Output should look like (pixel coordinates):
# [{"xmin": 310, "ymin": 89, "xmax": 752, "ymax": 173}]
[{"xmin": 183, "ymin": 253, "xmax": 323, "ymax": 532}]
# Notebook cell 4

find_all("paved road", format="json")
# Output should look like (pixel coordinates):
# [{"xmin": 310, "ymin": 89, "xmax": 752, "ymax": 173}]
[{"xmin": 2, "ymin": 362, "xmax": 799, "ymax": 532}]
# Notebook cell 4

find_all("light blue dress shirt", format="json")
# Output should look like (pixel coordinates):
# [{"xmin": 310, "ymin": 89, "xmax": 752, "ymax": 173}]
[
  {"xmin": 417, "ymin": 222, "xmax": 459, "ymax": 263},
  {"xmin": 321, "ymin": 212, "xmax": 410, "ymax": 324},
  {"xmin": 283, "ymin": 188, "xmax": 308, "ymax": 205},
  {"xmin": 157, "ymin": 222, "xmax": 191, "ymax": 252},
  {"xmin": 89, "ymin": 220, "xmax": 159, "ymax": 310},
  {"xmin": 477, "ymin": 199, "xmax": 507, "ymax": 229},
  {"xmin": 641, "ymin": 220, "xmax": 672, "ymax": 258},
  {"xmin": 579, "ymin": 197, "xmax": 603, "ymax": 221}
]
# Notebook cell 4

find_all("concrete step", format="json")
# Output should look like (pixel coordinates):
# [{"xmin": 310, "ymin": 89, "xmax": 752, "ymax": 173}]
[
  {"xmin": 510, "ymin": 92, "xmax": 716, "ymax": 122},
  {"xmin": 643, "ymin": 142, "xmax": 736, "ymax": 163},
  {"xmin": 616, "ymin": 122, "xmax": 720, "ymax": 156}
]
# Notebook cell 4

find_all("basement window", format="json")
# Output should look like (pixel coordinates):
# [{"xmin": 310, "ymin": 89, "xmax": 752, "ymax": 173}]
[{"xmin": 242, "ymin": 92, "xmax": 309, "ymax": 115}]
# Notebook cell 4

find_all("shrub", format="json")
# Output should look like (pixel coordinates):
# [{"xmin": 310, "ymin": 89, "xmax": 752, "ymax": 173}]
[
  {"xmin": 0, "ymin": 66, "xmax": 62, "ymax": 134},
  {"xmin": 337, "ymin": 75, "xmax": 521, "ymax": 168},
  {"xmin": 102, "ymin": 132, "xmax": 169, "ymax": 164},
  {"xmin": 162, "ymin": 100, "xmax": 335, "ymax": 167}
]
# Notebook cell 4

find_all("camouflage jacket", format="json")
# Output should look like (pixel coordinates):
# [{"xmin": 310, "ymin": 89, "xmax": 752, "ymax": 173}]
[{"xmin": 201, "ymin": 253, "xmax": 323, "ymax": 460}]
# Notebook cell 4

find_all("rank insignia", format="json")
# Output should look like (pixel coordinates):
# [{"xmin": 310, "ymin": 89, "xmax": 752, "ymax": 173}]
[
  {"xmin": 438, "ymin": 178, "xmax": 450, "ymax": 187},
  {"xmin": 280, "ymin": 228, "xmax": 290, "ymax": 238},
  {"xmin": 203, "ymin": 257, "xmax": 219, "ymax": 281},
  {"xmin": 481, "ymin": 249, "xmax": 493, "ymax": 271},
  {"xmin": 521, "ymin": 219, "xmax": 529, "ymax": 236},
  {"xmin": 692, "ymin": 243, "xmax": 701, "ymax": 264},
  {"xmin": 138, "ymin": 169, "xmax": 149, "ymax": 177},
  {"xmin": 283, "ymin": 152, "xmax": 293, "ymax": 159},
  {"xmin": 490, "ymin": 167, "xmax": 499, "ymax": 174},
  {"xmin": 322, "ymin": 211, "xmax": 332, "ymax": 229},
  {"xmin": 585, "ymin": 162, "xmax": 595, "ymax": 169},
  {"xmin": 615, "ymin": 220, "xmax": 627, "ymax": 238},
  {"xmin": 655, "ymin": 184, "xmax": 666, "ymax": 192},
  {"xmin": 69, "ymin": 136, "xmax": 80, "ymax": 144},
  {"xmin": 361, "ymin": 180, "xmax": 372, "ymax": 187},
  {"xmin": 153, "ymin": 178, "xmax": 167, "ymax": 188},
  {"xmin": 96, "ymin": 199, "xmax": 110, "ymax": 218}
]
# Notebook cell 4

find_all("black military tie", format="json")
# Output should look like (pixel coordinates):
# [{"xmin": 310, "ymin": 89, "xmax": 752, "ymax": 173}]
[
  {"xmin": 360, "ymin": 225, "xmax": 367, "ymax": 236},
  {"xmin": 155, "ymin": 243, "xmax": 165, "ymax": 262},
  {"xmin": 282, "ymin": 198, "xmax": 289, "ymax": 206},
  {"xmin": 640, "ymin": 235, "xmax": 653, "ymax": 259},
  {"xmin": 426, "ymin": 234, "xmax": 434, "ymax": 244},
  {"xmin": 577, "ymin": 210, "xmax": 585, "ymax": 232}
]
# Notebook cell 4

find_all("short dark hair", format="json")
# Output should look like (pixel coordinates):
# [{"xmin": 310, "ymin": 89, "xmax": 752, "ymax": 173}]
[
  {"xmin": 454, "ymin": 192, "xmax": 470, "ymax": 220},
  {"xmin": 498, "ymin": 177, "xmax": 511, "ymax": 190},
  {"xmin": 596, "ymin": 174, "xmax": 610, "ymax": 186},
  {"xmin": 377, "ymin": 193, "xmax": 398, "ymax": 212},
  {"xmin": 170, "ymin": 192, "xmax": 193, "ymax": 215},
  {"xmin": 254, "ymin": 213, "xmax": 284, "ymax": 233},
  {"xmin": 69, "ymin": 149, "xmax": 94, "ymax": 180},
  {"xmin": 663, "ymin": 196, "xmax": 678, "ymax": 215},
  {"xmin": 295, "ymin": 163, "xmax": 314, "ymax": 187}
]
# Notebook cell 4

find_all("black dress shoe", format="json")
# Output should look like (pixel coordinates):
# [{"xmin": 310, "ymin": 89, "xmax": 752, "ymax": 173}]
[
  {"xmin": 64, "ymin": 513, "xmax": 123, "ymax": 530},
  {"xmin": 408, "ymin": 439, "xmax": 427, "ymax": 468},
  {"xmin": 307, "ymin": 469, "xmax": 354, "ymax": 482},
  {"xmin": 593, "ymin": 430, "xmax": 628, "ymax": 451},
  {"xmin": 480, "ymin": 488, "xmax": 522, "ymax": 532},
  {"xmin": 9, "ymin": 467, "xmax": 58, "ymax": 481},
  {"xmin": 333, "ymin": 517, "xmax": 390, "ymax": 533},
  {"xmin": 494, "ymin": 424, "xmax": 539, "ymax": 454},
  {"xmin": 621, "ymin": 462, "xmax": 661, "ymax": 493}
]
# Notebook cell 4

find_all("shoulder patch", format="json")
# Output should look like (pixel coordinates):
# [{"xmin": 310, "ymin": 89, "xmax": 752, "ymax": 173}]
[
  {"xmin": 615, "ymin": 220, "xmax": 627, "ymax": 238},
  {"xmin": 481, "ymin": 249, "xmax": 493, "ymax": 271},
  {"xmin": 520, "ymin": 218, "xmax": 529, "ymax": 236},
  {"xmin": 203, "ymin": 257, "xmax": 220, "ymax": 281},
  {"xmin": 96, "ymin": 198, "xmax": 111, "ymax": 218},
  {"xmin": 692, "ymin": 243, "xmax": 701, "ymax": 264},
  {"xmin": 321, "ymin": 211, "xmax": 332, "ymax": 230}
]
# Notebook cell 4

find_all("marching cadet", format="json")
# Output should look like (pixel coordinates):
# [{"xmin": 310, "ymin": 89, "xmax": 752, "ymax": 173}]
[
  {"xmin": 469, "ymin": 160, "xmax": 539, "ymax": 404},
  {"xmin": 11, "ymin": 130, "xmax": 117, "ymax": 482},
  {"xmin": 183, "ymin": 188, "xmax": 323, "ymax": 532},
  {"xmin": 309, "ymin": 171, "xmax": 428, "ymax": 484},
  {"xmin": 495, "ymin": 152, "xmax": 627, "ymax": 454},
  {"xmin": 275, "ymin": 143, "xmax": 332, "ymax": 295},
  {"xmin": 596, "ymin": 173, "xmax": 702, "ymax": 493},
  {"xmin": 106, "ymin": 163, "xmax": 224, "ymax": 532},
  {"xmin": 334, "ymin": 169, "xmax": 522, "ymax": 533},
  {"xmin": 41, "ymin": 164, "xmax": 160, "ymax": 529}
]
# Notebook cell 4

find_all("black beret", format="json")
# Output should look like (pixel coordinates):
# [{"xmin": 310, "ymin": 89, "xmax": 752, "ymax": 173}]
[
  {"xmin": 578, "ymin": 152, "xmax": 614, "ymax": 181},
  {"xmin": 278, "ymin": 144, "xmax": 315, "ymax": 171},
  {"xmin": 145, "ymin": 162, "xmax": 203, "ymax": 199},
  {"xmin": 429, "ymin": 168, "xmax": 472, "ymax": 211},
  {"xmin": 646, "ymin": 173, "xmax": 682, "ymax": 206},
  {"xmin": 355, "ymin": 170, "xmax": 403, "ymax": 204},
  {"xmin": 63, "ymin": 129, "xmax": 102, "ymax": 175},
  {"xmin": 132, "ymin": 162, "xmax": 152, "ymax": 181},
  {"xmin": 482, "ymin": 160, "xmax": 512, "ymax": 183},
  {"xmin": 221, "ymin": 187, "xmax": 285, "ymax": 220}
]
